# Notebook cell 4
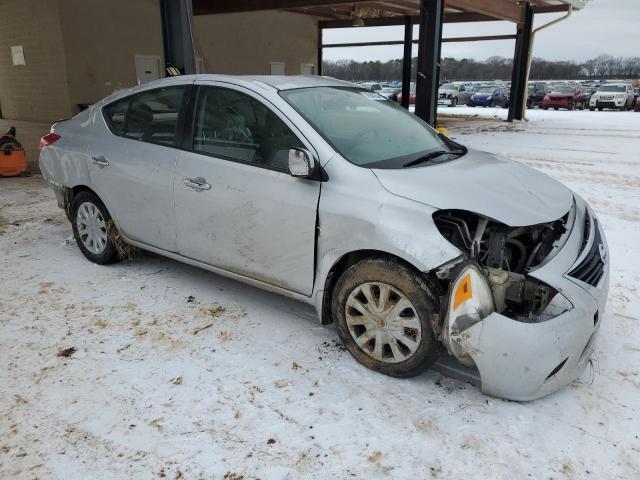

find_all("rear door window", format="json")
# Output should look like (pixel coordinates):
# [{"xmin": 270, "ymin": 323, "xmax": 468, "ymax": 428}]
[{"xmin": 103, "ymin": 86, "xmax": 186, "ymax": 146}]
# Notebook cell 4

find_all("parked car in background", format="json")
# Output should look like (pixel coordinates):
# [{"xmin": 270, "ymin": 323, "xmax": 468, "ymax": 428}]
[
  {"xmin": 361, "ymin": 82, "xmax": 383, "ymax": 93},
  {"xmin": 457, "ymin": 85, "xmax": 481, "ymax": 105},
  {"xmin": 543, "ymin": 84, "xmax": 586, "ymax": 110},
  {"xmin": 438, "ymin": 83, "xmax": 466, "ymax": 107},
  {"xmin": 527, "ymin": 82, "xmax": 547, "ymax": 108},
  {"xmin": 380, "ymin": 87, "xmax": 400, "ymax": 101},
  {"xmin": 581, "ymin": 86, "xmax": 596, "ymax": 105},
  {"xmin": 589, "ymin": 83, "xmax": 635, "ymax": 111},
  {"xmin": 396, "ymin": 82, "xmax": 416, "ymax": 105},
  {"xmin": 467, "ymin": 86, "xmax": 508, "ymax": 108},
  {"xmin": 39, "ymin": 75, "xmax": 609, "ymax": 401},
  {"xmin": 635, "ymin": 95, "xmax": 640, "ymax": 112}
]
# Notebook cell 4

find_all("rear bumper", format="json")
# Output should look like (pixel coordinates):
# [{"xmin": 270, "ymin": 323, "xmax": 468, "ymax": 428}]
[
  {"xmin": 544, "ymin": 99, "xmax": 572, "ymax": 108},
  {"xmin": 449, "ymin": 198, "xmax": 609, "ymax": 401}
]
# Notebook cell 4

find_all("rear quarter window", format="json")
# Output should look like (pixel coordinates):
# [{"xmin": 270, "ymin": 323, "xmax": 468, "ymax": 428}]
[{"xmin": 103, "ymin": 97, "xmax": 129, "ymax": 135}]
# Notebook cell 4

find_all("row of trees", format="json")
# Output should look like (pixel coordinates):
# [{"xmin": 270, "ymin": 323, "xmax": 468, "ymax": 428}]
[{"xmin": 322, "ymin": 55, "xmax": 640, "ymax": 82}]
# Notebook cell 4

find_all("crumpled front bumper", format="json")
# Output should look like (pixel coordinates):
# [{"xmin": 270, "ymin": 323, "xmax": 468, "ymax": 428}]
[{"xmin": 449, "ymin": 197, "xmax": 609, "ymax": 401}]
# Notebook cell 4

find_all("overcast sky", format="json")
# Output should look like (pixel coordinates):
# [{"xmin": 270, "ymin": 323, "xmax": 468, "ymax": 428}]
[{"xmin": 323, "ymin": 0, "xmax": 639, "ymax": 63}]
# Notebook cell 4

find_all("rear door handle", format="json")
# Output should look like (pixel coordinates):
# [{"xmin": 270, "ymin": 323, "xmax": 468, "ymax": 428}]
[
  {"xmin": 92, "ymin": 156, "xmax": 109, "ymax": 167},
  {"xmin": 184, "ymin": 177, "xmax": 211, "ymax": 191}
]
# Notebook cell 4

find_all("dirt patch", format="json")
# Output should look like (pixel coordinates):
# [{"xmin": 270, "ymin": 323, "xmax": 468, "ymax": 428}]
[{"xmin": 57, "ymin": 346, "xmax": 77, "ymax": 358}]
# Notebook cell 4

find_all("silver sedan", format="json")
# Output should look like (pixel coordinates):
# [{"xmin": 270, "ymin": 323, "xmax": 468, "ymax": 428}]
[{"xmin": 39, "ymin": 75, "xmax": 609, "ymax": 400}]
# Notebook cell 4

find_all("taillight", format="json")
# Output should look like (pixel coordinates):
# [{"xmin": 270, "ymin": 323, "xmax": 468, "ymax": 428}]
[{"xmin": 39, "ymin": 133, "xmax": 61, "ymax": 150}]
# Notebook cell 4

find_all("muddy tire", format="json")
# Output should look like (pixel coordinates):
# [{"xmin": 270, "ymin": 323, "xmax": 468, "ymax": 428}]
[
  {"xmin": 71, "ymin": 191, "xmax": 119, "ymax": 265},
  {"xmin": 332, "ymin": 258, "xmax": 441, "ymax": 378}
]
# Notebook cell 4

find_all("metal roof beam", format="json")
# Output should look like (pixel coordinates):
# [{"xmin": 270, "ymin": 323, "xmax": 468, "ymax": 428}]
[{"xmin": 444, "ymin": 0, "xmax": 524, "ymax": 23}]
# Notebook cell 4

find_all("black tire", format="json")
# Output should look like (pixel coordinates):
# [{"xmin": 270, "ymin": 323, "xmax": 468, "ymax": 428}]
[
  {"xmin": 589, "ymin": 107, "xmax": 595, "ymax": 111},
  {"xmin": 71, "ymin": 191, "xmax": 120, "ymax": 265},
  {"xmin": 332, "ymin": 258, "xmax": 441, "ymax": 378},
  {"xmin": 449, "ymin": 97, "xmax": 458, "ymax": 107},
  {"xmin": 598, "ymin": 107, "xmax": 604, "ymax": 111}
]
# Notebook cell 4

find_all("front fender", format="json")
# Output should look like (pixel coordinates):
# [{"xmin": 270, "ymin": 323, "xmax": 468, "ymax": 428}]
[{"xmin": 312, "ymin": 162, "xmax": 460, "ymax": 322}]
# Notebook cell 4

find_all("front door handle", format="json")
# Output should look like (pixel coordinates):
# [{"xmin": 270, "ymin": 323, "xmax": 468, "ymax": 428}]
[
  {"xmin": 92, "ymin": 156, "xmax": 110, "ymax": 167},
  {"xmin": 184, "ymin": 177, "xmax": 211, "ymax": 191}
]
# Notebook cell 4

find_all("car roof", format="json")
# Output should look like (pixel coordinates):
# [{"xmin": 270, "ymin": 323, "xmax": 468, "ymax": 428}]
[{"xmin": 145, "ymin": 74, "xmax": 355, "ymax": 91}]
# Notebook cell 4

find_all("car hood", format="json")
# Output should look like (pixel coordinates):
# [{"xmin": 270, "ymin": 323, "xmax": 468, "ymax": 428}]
[
  {"xmin": 548, "ymin": 92, "xmax": 573, "ymax": 98},
  {"xmin": 372, "ymin": 148, "xmax": 573, "ymax": 227},
  {"xmin": 593, "ymin": 92, "xmax": 624, "ymax": 97}
]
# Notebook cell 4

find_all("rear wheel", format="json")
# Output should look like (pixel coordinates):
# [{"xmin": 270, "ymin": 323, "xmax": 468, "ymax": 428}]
[
  {"xmin": 71, "ymin": 191, "xmax": 119, "ymax": 265},
  {"xmin": 333, "ymin": 258, "xmax": 441, "ymax": 378}
]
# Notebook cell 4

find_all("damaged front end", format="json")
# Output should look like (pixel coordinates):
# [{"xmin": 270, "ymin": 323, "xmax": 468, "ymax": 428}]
[{"xmin": 431, "ymin": 199, "xmax": 609, "ymax": 400}]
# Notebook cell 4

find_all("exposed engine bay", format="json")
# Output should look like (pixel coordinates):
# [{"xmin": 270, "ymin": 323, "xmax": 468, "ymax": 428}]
[
  {"xmin": 432, "ymin": 208, "xmax": 575, "ymax": 368},
  {"xmin": 433, "ymin": 208, "xmax": 572, "ymax": 319}
]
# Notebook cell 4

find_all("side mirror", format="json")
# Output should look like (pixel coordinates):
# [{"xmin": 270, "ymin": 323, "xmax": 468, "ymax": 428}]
[{"xmin": 288, "ymin": 148, "xmax": 317, "ymax": 179}]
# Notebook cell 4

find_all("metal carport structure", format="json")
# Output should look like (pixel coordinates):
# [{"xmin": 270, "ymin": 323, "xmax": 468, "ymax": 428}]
[{"xmin": 164, "ymin": 0, "xmax": 589, "ymax": 124}]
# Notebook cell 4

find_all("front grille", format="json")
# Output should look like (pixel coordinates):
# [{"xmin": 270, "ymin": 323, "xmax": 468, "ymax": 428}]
[{"xmin": 568, "ymin": 217, "xmax": 605, "ymax": 287}]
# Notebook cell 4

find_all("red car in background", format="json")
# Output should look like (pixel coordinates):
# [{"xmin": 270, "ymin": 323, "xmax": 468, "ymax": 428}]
[
  {"xmin": 543, "ymin": 84, "xmax": 586, "ymax": 110},
  {"xmin": 635, "ymin": 96, "xmax": 640, "ymax": 112},
  {"xmin": 396, "ymin": 82, "xmax": 416, "ymax": 105}
]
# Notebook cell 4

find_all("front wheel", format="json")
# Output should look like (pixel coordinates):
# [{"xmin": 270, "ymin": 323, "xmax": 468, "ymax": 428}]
[
  {"xmin": 333, "ymin": 258, "xmax": 441, "ymax": 378},
  {"xmin": 71, "ymin": 191, "xmax": 120, "ymax": 265}
]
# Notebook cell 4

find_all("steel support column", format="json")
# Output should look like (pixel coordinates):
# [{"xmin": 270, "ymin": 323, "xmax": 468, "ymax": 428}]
[
  {"xmin": 415, "ymin": 0, "xmax": 444, "ymax": 125},
  {"xmin": 317, "ymin": 26, "xmax": 323, "ymax": 75},
  {"xmin": 160, "ymin": 0, "xmax": 197, "ymax": 75},
  {"xmin": 508, "ymin": 4, "xmax": 534, "ymax": 122},
  {"xmin": 400, "ymin": 16, "xmax": 414, "ymax": 109}
]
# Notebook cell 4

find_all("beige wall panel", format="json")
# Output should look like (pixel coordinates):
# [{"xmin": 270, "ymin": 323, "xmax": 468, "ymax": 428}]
[
  {"xmin": 57, "ymin": 0, "xmax": 164, "ymax": 112},
  {"xmin": 0, "ymin": 0, "xmax": 72, "ymax": 122},
  {"xmin": 194, "ymin": 11, "xmax": 318, "ymax": 76}
]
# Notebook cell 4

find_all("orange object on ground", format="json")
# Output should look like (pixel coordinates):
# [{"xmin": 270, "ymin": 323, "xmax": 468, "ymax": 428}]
[
  {"xmin": 0, "ymin": 148, "xmax": 27, "ymax": 176},
  {"xmin": 0, "ymin": 127, "xmax": 28, "ymax": 177}
]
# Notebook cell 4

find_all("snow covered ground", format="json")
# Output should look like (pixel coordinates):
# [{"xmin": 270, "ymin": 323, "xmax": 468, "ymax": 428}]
[{"xmin": 1, "ymin": 109, "xmax": 639, "ymax": 479}]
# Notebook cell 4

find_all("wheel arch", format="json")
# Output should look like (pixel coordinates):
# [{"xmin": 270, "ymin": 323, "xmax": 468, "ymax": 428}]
[
  {"xmin": 63, "ymin": 185, "xmax": 111, "ymax": 221},
  {"xmin": 317, "ymin": 249, "xmax": 441, "ymax": 326}
]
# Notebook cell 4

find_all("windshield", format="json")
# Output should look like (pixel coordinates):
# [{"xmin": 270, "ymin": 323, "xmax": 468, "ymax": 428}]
[
  {"xmin": 598, "ymin": 85, "xmax": 626, "ymax": 92},
  {"xmin": 476, "ymin": 88, "xmax": 495, "ymax": 94},
  {"xmin": 281, "ymin": 87, "xmax": 451, "ymax": 168}
]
